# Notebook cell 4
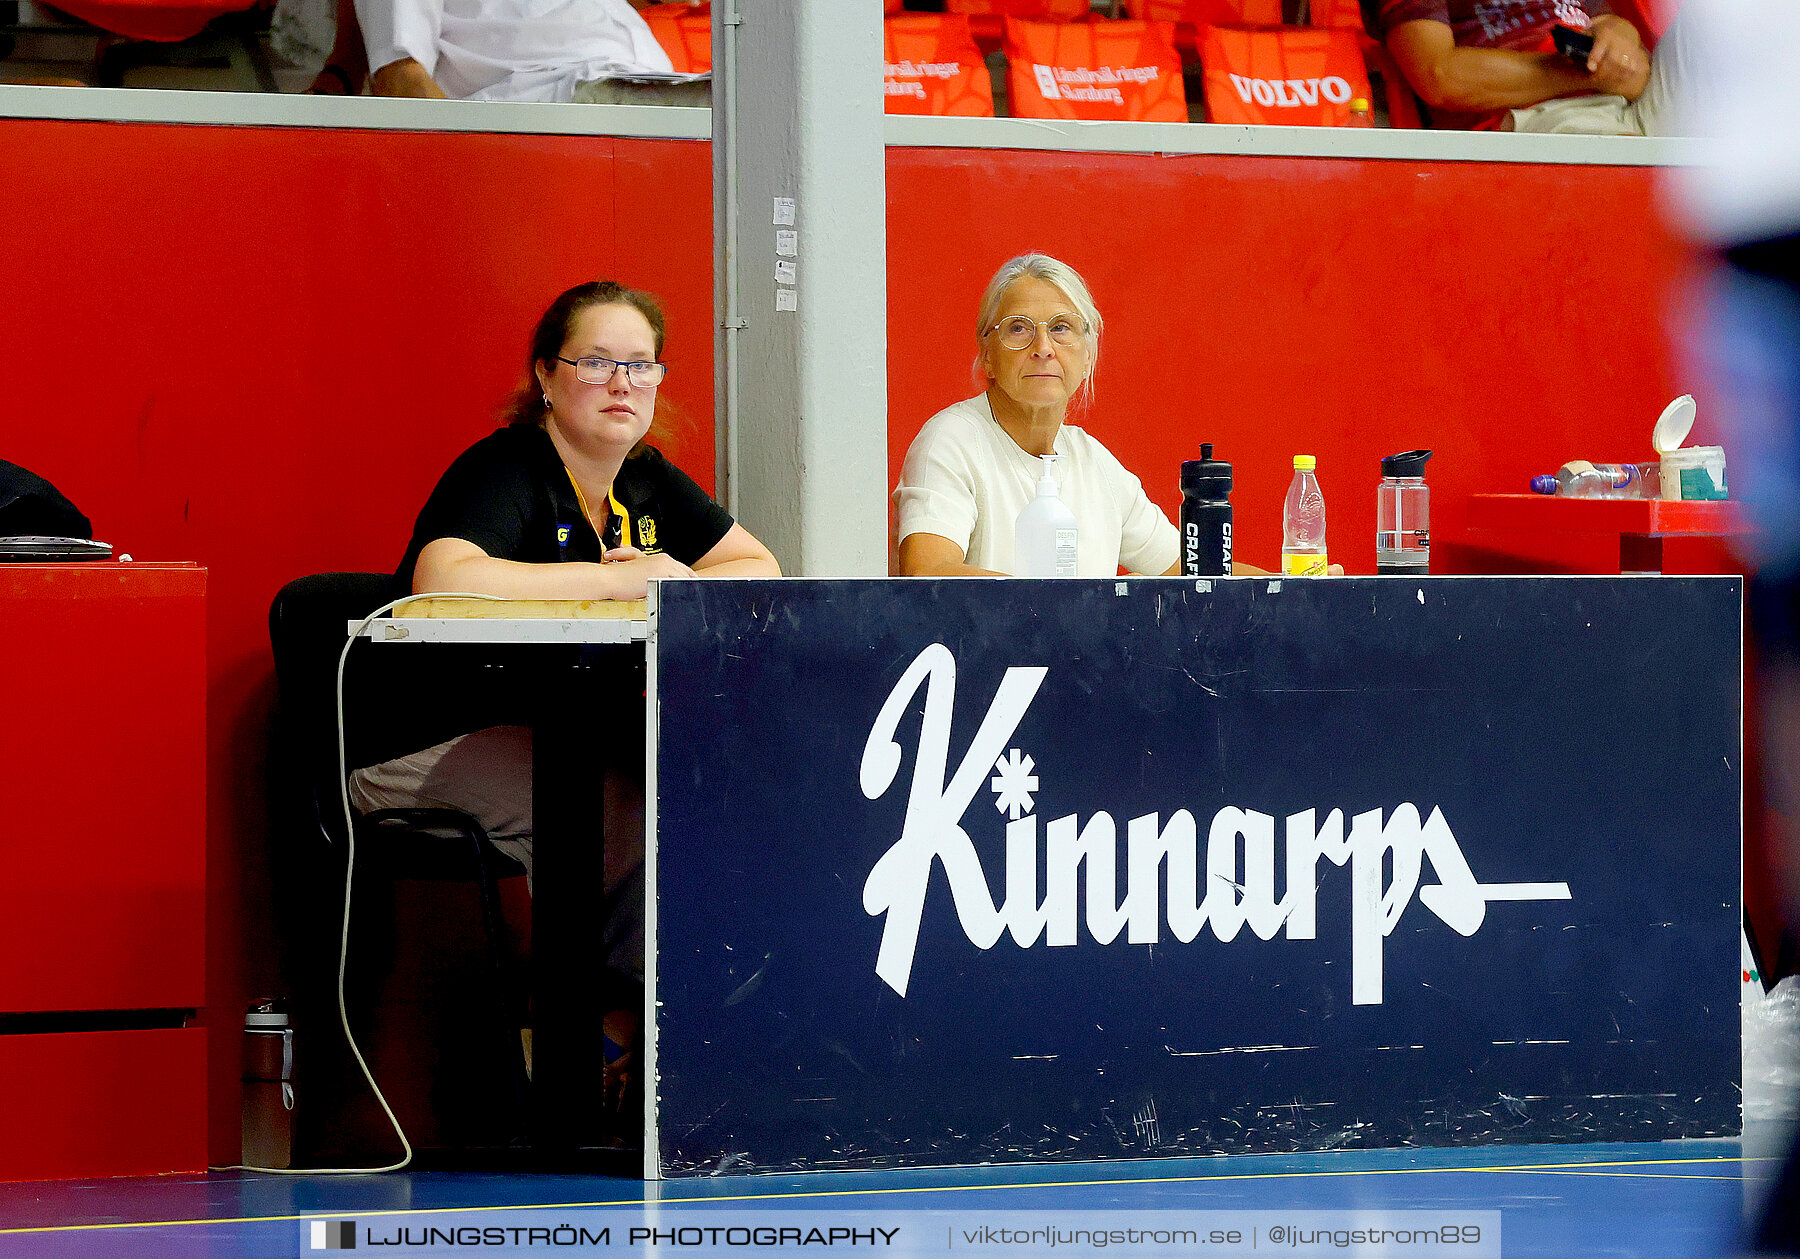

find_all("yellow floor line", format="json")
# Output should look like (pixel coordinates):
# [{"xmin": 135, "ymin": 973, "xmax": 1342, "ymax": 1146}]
[{"xmin": 0, "ymin": 1154, "xmax": 1752, "ymax": 1237}]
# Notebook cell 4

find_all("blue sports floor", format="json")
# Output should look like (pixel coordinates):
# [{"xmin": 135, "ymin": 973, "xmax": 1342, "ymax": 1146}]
[{"xmin": 0, "ymin": 1134, "xmax": 1784, "ymax": 1257}]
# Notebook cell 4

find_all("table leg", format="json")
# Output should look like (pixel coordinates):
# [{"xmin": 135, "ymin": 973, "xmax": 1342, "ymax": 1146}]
[
  {"xmin": 1620, "ymin": 534, "xmax": 1665, "ymax": 574},
  {"xmin": 530, "ymin": 651, "xmax": 608, "ymax": 1151}
]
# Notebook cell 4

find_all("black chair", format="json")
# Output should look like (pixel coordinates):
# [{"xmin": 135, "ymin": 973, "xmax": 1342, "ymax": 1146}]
[{"xmin": 267, "ymin": 572, "xmax": 535, "ymax": 1156}]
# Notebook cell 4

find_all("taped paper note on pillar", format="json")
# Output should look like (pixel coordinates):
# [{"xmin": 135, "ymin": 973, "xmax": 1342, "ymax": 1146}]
[
  {"xmin": 776, "ymin": 230, "xmax": 798, "ymax": 257},
  {"xmin": 775, "ymin": 259, "xmax": 797, "ymax": 284},
  {"xmin": 776, "ymin": 289, "xmax": 798, "ymax": 312},
  {"xmin": 773, "ymin": 197, "xmax": 796, "ymax": 226}
]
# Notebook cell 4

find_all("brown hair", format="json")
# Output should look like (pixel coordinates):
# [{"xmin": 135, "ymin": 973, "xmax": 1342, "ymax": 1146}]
[{"xmin": 506, "ymin": 280, "xmax": 675, "ymax": 455}]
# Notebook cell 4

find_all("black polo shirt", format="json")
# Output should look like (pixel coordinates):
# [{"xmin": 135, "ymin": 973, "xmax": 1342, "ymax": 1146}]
[{"xmin": 397, "ymin": 425, "xmax": 735, "ymax": 591}]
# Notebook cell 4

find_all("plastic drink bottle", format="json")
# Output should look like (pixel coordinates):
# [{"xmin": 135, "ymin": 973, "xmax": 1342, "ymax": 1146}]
[
  {"xmin": 1376, "ymin": 449, "xmax": 1432, "ymax": 574},
  {"xmin": 1014, "ymin": 454, "xmax": 1078, "ymax": 577},
  {"xmin": 1281, "ymin": 455, "xmax": 1328, "ymax": 576},
  {"xmin": 1179, "ymin": 443, "xmax": 1233, "ymax": 577},
  {"xmin": 1528, "ymin": 462, "xmax": 1657, "ymax": 499},
  {"xmin": 241, "ymin": 1001, "xmax": 295, "ymax": 1169},
  {"xmin": 1347, "ymin": 97, "xmax": 1375, "ymax": 127}
]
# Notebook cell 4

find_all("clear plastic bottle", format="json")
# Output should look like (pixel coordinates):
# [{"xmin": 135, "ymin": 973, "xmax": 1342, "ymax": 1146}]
[
  {"xmin": 1529, "ymin": 461, "xmax": 1659, "ymax": 499},
  {"xmin": 1347, "ymin": 97, "xmax": 1375, "ymax": 128},
  {"xmin": 1281, "ymin": 455, "xmax": 1328, "ymax": 576},
  {"xmin": 1376, "ymin": 449, "xmax": 1431, "ymax": 574},
  {"xmin": 1014, "ymin": 454, "xmax": 1078, "ymax": 577}
]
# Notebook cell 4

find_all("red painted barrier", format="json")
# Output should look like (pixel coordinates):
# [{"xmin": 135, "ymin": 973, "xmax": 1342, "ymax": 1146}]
[{"xmin": 0, "ymin": 1030, "xmax": 208, "ymax": 1180}]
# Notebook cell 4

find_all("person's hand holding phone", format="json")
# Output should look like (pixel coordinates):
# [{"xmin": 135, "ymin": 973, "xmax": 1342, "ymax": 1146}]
[{"xmin": 1564, "ymin": 16, "xmax": 1650, "ymax": 99}]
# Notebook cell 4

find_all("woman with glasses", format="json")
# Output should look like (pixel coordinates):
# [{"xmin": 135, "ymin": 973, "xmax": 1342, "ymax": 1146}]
[
  {"xmin": 356, "ymin": 279, "xmax": 778, "ymax": 1123},
  {"xmin": 400, "ymin": 279, "xmax": 779, "ymax": 598},
  {"xmin": 895, "ymin": 252, "xmax": 1265, "ymax": 578}
]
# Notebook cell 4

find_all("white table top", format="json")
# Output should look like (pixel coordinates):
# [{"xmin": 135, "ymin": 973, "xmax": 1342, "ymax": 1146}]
[{"xmin": 355, "ymin": 597, "xmax": 649, "ymax": 644}]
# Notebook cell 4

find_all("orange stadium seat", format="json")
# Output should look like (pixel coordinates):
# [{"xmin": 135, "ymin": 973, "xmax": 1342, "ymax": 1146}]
[
  {"xmin": 1306, "ymin": 0, "xmax": 1367, "ymax": 31},
  {"xmin": 1126, "ymin": 0, "xmax": 1282, "ymax": 21},
  {"xmin": 885, "ymin": 15, "xmax": 996, "ymax": 116},
  {"xmin": 39, "ymin": 0, "xmax": 258, "ymax": 43},
  {"xmin": 638, "ymin": 2, "xmax": 711, "ymax": 75},
  {"xmin": 1003, "ymin": 17, "xmax": 1187, "ymax": 122},
  {"xmin": 947, "ymin": 0, "xmax": 1090, "ymax": 17},
  {"xmin": 886, "ymin": 0, "xmax": 905, "ymax": 11},
  {"xmin": 1196, "ymin": 24, "xmax": 1372, "ymax": 125},
  {"xmin": 1123, "ymin": 0, "xmax": 1283, "ymax": 57},
  {"xmin": 947, "ymin": 0, "xmax": 1090, "ymax": 53},
  {"xmin": 1354, "ymin": 38, "xmax": 1424, "ymax": 127},
  {"xmin": 1299, "ymin": 0, "xmax": 1424, "ymax": 127}
]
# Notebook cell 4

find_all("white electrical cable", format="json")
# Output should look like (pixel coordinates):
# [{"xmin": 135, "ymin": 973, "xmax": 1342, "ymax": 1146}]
[{"xmin": 215, "ymin": 590, "xmax": 510, "ymax": 1175}]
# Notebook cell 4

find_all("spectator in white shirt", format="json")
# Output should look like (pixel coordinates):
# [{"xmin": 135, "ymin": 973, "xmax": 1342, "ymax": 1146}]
[
  {"xmin": 353, "ymin": 0, "xmax": 706, "ymax": 103},
  {"xmin": 893, "ymin": 253, "xmax": 1293, "ymax": 578}
]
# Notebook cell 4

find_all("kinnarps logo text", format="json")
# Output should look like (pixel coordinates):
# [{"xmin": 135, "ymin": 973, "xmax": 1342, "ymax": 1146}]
[{"xmin": 859, "ymin": 644, "xmax": 1571, "ymax": 1002}]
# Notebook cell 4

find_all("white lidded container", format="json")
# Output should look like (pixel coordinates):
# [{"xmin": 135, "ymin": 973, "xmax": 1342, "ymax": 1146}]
[
  {"xmin": 1652, "ymin": 395, "xmax": 1729, "ymax": 501},
  {"xmin": 1015, "ymin": 454, "xmax": 1078, "ymax": 577}
]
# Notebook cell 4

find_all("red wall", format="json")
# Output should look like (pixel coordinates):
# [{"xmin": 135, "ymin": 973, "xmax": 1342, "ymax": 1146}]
[
  {"xmin": 0, "ymin": 117, "xmax": 1706, "ymax": 1163},
  {"xmin": 0, "ymin": 120, "xmax": 714, "ymax": 1163},
  {"xmin": 0, "ymin": 1030, "xmax": 208, "ymax": 1180}
]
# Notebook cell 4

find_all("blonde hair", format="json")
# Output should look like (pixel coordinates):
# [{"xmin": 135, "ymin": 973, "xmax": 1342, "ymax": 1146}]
[{"xmin": 972, "ymin": 253, "xmax": 1103, "ymax": 405}]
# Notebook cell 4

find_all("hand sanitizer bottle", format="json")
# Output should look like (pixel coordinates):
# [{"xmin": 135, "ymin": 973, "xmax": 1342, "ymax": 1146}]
[{"xmin": 1015, "ymin": 454, "xmax": 1079, "ymax": 577}]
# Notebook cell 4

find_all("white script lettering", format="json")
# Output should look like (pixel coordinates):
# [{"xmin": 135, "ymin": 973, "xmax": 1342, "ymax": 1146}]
[
  {"xmin": 859, "ymin": 644, "xmax": 1572, "ymax": 1001},
  {"xmin": 1225, "ymin": 74, "xmax": 1355, "ymax": 109}
]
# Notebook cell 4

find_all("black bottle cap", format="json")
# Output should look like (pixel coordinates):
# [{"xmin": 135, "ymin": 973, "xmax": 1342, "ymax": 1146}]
[
  {"xmin": 1381, "ymin": 449, "xmax": 1433, "ymax": 478},
  {"xmin": 1181, "ymin": 442, "xmax": 1232, "ymax": 495}
]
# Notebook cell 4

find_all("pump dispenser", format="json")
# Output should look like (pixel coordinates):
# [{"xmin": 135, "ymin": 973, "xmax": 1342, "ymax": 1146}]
[
  {"xmin": 1014, "ymin": 454, "xmax": 1079, "ymax": 577},
  {"xmin": 1179, "ymin": 443, "xmax": 1233, "ymax": 576}
]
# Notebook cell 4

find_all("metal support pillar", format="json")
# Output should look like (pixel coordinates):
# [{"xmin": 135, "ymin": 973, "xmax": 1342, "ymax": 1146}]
[{"xmin": 713, "ymin": 0, "xmax": 888, "ymax": 576}]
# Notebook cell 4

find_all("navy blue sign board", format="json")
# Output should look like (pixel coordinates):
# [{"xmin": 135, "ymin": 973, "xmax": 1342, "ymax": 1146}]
[{"xmin": 647, "ymin": 576, "xmax": 1741, "ymax": 1177}]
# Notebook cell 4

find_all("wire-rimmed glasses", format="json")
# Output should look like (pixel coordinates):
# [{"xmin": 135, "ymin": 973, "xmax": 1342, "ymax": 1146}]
[
  {"xmin": 985, "ymin": 314, "xmax": 1088, "ymax": 351},
  {"xmin": 557, "ymin": 354, "xmax": 668, "ymax": 387}
]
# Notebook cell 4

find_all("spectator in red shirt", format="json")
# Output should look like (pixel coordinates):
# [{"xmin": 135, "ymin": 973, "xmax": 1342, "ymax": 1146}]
[{"xmin": 1379, "ymin": 0, "xmax": 1683, "ymax": 134}]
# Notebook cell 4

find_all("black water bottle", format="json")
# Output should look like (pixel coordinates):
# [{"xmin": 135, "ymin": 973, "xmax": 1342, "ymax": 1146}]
[{"xmin": 1180, "ymin": 443, "xmax": 1233, "ymax": 577}]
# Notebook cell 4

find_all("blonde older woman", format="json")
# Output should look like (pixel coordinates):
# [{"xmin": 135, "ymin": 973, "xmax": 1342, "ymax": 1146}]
[{"xmin": 895, "ymin": 253, "xmax": 1268, "ymax": 578}]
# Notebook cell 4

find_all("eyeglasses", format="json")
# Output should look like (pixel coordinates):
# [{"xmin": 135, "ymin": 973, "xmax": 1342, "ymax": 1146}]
[
  {"xmin": 985, "ymin": 314, "xmax": 1088, "ymax": 351},
  {"xmin": 557, "ymin": 354, "xmax": 668, "ymax": 387}
]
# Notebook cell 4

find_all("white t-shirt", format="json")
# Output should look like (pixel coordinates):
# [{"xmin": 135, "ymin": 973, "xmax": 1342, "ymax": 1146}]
[
  {"xmin": 358, "ymin": 0, "xmax": 674, "ymax": 102},
  {"xmin": 894, "ymin": 394, "xmax": 1180, "ymax": 578}
]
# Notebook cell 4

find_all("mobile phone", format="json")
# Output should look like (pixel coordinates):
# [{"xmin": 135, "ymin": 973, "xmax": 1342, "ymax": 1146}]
[{"xmin": 1552, "ymin": 23, "xmax": 1595, "ymax": 64}]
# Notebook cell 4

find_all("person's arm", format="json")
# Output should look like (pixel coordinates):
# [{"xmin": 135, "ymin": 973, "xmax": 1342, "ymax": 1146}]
[
  {"xmin": 371, "ymin": 56, "xmax": 448, "ymax": 96},
  {"xmin": 1581, "ymin": 15, "xmax": 1651, "ymax": 95},
  {"xmin": 897, "ymin": 532, "xmax": 1005, "ymax": 577},
  {"xmin": 690, "ymin": 523, "xmax": 782, "ymax": 577},
  {"xmin": 894, "ymin": 410, "xmax": 989, "ymax": 576},
  {"xmin": 413, "ymin": 536, "xmax": 692, "ymax": 600},
  {"xmin": 354, "ymin": 0, "xmax": 447, "ymax": 96},
  {"xmin": 607, "ymin": 524, "xmax": 783, "ymax": 578},
  {"xmin": 1385, "ymin": 16, "xmax": 1647, "ymax": 114}
]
